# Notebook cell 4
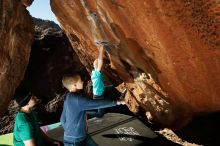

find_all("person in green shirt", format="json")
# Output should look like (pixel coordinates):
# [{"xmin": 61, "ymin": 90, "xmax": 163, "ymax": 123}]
[{"xmin": 13, "ymin": 89, "xmax": 60, "ymax": 146}]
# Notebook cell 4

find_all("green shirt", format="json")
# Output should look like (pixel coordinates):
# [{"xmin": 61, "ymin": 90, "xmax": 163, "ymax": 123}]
[{"xmin": 13, "ymin": 111, "xmax": 44, "ymax": 146}]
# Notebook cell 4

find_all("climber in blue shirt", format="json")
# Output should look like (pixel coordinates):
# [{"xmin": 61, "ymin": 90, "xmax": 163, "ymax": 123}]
[
  {"xmin": 91, "ymin": 43, "xmax": 105, "ymax": 99},
  {"xmin": 61, "ymin": 74, "xmax": 125, "ymax": 146}
]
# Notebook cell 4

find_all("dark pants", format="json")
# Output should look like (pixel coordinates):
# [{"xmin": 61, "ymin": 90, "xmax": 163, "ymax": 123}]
[{"xmin": 64, "ymin": 135, "xmax": 97, "ymax": 146}]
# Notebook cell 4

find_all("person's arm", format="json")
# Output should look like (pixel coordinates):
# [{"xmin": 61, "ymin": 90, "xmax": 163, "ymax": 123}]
[
  {"xmin": 17, "ymin": 120, "xmax": 36, "ymax": 146},
  {"xmin": 23, "ymin": 139, "xmax": 36, "ymax": 146},
  {"xmin": 97, "ymin": 45, "xmax": 104, "ymax": 71},
  {"xmin": 77, "ymin": 95, "xmax": 125, "ymax": 111}
]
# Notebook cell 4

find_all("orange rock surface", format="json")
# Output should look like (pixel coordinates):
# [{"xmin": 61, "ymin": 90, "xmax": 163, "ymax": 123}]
[{"xmin": 51, "ymin": 0, "xmax": 220, "ymax": 128}]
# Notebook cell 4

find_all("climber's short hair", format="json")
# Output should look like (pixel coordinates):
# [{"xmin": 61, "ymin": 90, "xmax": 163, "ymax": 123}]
[{"xmin": 62, "ymin": 74, "xmax": 81, "ymax": 90}]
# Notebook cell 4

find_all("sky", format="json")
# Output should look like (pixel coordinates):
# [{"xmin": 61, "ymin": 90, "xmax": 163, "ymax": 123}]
[{"xmin": 27, "ymin": 0, "xmax": 59, "ymax": 24}]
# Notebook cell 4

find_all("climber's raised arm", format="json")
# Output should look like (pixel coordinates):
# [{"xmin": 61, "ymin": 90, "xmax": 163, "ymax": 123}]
[{"xmin": 97, "ymin": 45, "xmax": 104, "ymax": 71}]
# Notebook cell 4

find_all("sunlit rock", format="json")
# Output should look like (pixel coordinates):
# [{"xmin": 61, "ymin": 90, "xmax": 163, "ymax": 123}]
[{"xmin": 51, "ymin": 0, "xmax": 220, "ymax": 129}]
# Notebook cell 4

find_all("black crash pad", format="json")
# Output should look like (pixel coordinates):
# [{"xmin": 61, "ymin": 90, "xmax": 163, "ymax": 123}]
[{"xmin": 47, "ymin": 113, "xmax": 157, "ymax": 146}]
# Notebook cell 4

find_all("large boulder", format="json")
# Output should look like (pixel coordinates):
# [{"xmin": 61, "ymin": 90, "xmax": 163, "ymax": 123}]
[
  {"xmin": 0, "ymin": 0, "xmax": 34, "ymax": 117},
  {"xmin": 51, "ymin": 0, "xmax": 220, "ymax": 129}
]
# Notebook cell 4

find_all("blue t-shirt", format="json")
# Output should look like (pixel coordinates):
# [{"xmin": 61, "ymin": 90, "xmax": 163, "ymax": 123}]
[
  {"xmin": 60, "ymin": 92, "xmax": 116, "ymax": 140},
  {"xmin": 91, "ymin": 70, "xmax": 104, "ymax": 96}
]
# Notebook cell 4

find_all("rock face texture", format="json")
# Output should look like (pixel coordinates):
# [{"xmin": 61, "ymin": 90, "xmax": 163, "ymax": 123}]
[
  {"xmin": 51, "ymin": 0, "xmax": 220, "ymax": 128},
  {"xmin": 0, "ymin": 0, "xmax": 34, "ymax": 117},
  {"xmin": 0, "ymin": 18, "xmax": 89, "ymax": 134}
]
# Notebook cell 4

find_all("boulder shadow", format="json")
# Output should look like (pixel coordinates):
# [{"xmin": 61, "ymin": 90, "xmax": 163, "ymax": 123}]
[{"xmin": 176, "ymin": 112, "xmax": 220, "ymax": 146}]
